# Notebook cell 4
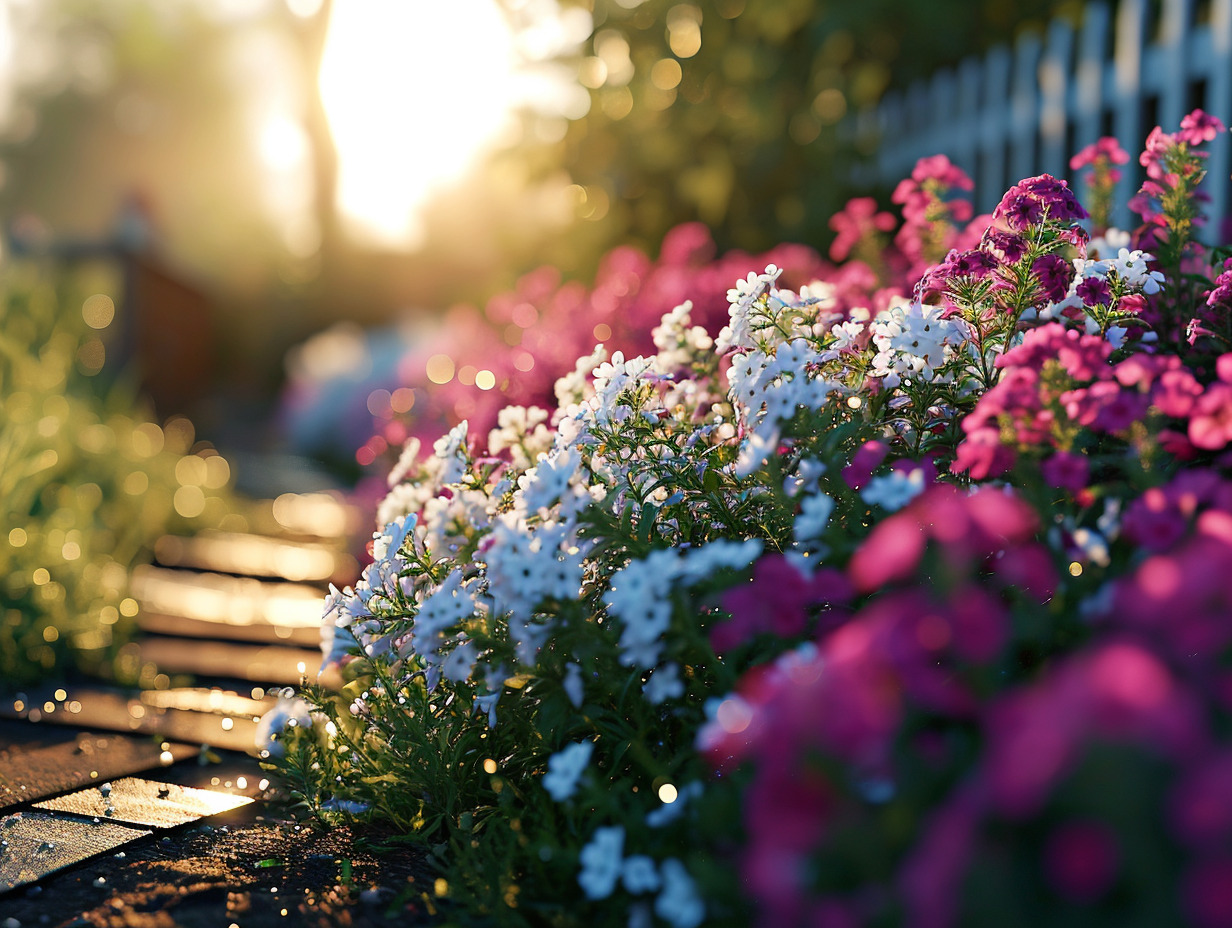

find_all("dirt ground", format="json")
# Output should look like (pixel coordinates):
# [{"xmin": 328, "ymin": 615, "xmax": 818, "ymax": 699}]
[{"xmin": 0, "ymin": 810, "xmax": 437, "ymax": 928}]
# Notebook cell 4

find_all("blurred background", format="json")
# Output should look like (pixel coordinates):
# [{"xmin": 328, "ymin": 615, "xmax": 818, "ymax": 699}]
[{"xmin": 0, "ymin": 0, "xmax": 1078, "ymax": 486}]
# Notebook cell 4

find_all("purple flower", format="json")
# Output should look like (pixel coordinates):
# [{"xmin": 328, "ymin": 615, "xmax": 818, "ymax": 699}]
[
  {"xmin": 995, "ymin": 175, "xmax": 1088, "ymax": 231},
  {"xmin": 984, "ymin": 228, "xmax": 1028, "ymax": 262},
  {"xmin": 1076, "ymin": 276, "xmax": 1113, "ymax": 307},
  {"xmin": 1033, "ymin": 253, "xmax": 1073, "ymax": 303}
]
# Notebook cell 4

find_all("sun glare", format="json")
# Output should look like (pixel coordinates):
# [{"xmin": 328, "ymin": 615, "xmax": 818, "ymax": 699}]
[{"xmin": 318, "ymin": 0, "xmax": 522, "ymax": 249}]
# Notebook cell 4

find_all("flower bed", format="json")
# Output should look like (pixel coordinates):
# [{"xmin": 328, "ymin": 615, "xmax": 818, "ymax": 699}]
[{"xmin": 264, "ymin": 111, "xmax": 1232, "ymax": 927}]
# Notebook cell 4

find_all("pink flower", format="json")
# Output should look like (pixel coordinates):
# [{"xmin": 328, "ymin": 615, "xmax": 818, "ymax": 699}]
[
  {"xmin": 848, "ymin": 513, "xmax": 927, "ymax": 592},
  {"xmin": 950, "ymin": 426, "xmax": 1014, "ymax": 480},
  {"xmin": 715, "ymin": 557, "xmax": 852, "ymax": 652},
  {"xmin": 829, "ymin": 197, "xmax": 896, "ymax": 262},
  {"xmin": 1041, "ymin": 450, "xmax": 1090, "ymax": 491},
  {"xmin": 1152, "ymin": 368, "xmax": 1204, "ymax": 418},
  {"xmin": 1189, "ymin": 383, "xmax": 1232, "ymax": 450},
  {"xmin": 984, "ymin": 642, "xmax": 1205, "ymax": 817},
  {"xmin": 1069, "ymin": 136, "xmax": 1130, "ymax": 170},
  {"xmin": 1178, "ymin": 109, "xmax": 1227, "ymax": 146},
  {"xmin": 898, "ymin": 788, "xmax": 981, "ymax": 928}
]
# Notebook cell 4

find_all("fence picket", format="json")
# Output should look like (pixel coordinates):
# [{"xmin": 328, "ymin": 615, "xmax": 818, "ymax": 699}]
[{"xmin": 857, "ymin": 0, "xmax": 1232, "ymax": 238}]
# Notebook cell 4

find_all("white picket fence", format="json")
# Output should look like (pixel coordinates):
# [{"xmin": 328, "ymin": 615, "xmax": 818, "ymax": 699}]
[{"xmin": 851, "ymin": 0, "xmax": 1232, "ymax": 236}]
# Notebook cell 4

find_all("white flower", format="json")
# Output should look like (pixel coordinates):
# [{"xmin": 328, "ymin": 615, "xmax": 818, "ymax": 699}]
[
  {"xmin": 1114, "ymin": 248, "xmax": 1165, "ymax": 294},
  {"xmin": 654, "ymin": 859, "xmax": 705, "ymax": 928},
  {"xmin": 829, "ymin": 318, "xmax": 866, "ymax": 351},
  {"xmin": 869, "ymin": 300, "xmax": 966, "ymax": 384},
  {"xmin": 488, "ymin": 405, "xmax": 553, "ymax": 471},
  {"xmin": 442, "ymin": 640, "xmax": 478, "ymax": 683},
  {"xmin": 621, "ymin": 855, "xmax": 661, "ymax": 894},
  {"xmin": 784, "ymin": 457, "xmax": 826, "ymax": 497},
  {"xmin": 861, "ymin": 469, "xmax": 926, "ymax": 511},
  {"xmin": 793, "ymin": 491, "xmax": 835, "ymax": 543},
  {"xmin": 578, "ymin": 825, "xmax": 625, "ymax": 900},
  {"xmin": 376, "ymin": 482, "xmax": 428, "ymax": 533},
  {"xmin": 734, "ymin": 425, "xmax": 779, "ymax": 479},
  {"xmin": 542, "ymin": 740, "xmax": 594, "ymax": 802},
  {"xmin": 254, "ymin": 695, "xmax": 315, "ymax": 757},
  {"xmin": 409, "ymin": 570, "xmax": 475, "ymax": 657},
  {"xmin": 386, "ymin": 437, "xmax": 421, "ymax": 488},
  {"xmin": 318, "ymin": 616, "xmax": 358, "ymax": 678},
  {"xmin": 642, "ymin": 663, "xmax": 685, "ymax": 704},
  {"xmin": 432, "ymin": 421, "xmax": 470, "ymax": 486},
  {"xmin": 473, "ymin": 691, "xmax": 500, "ymax": 728},
  {"xmin": 554, "ymin": 344, "xmax": 607, "ymax": 411},
  {"xmin": 1071, "ymin": 526, "xmax": 1111, "ymax": 567},
  {"xmin": 563, "ymin": 662, "xmax": 585, "ymax": 708}
]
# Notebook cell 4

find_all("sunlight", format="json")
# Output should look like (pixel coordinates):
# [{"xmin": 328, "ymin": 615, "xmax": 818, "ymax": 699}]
[{"xmin": 318, "ymin": 0, "xmax": 522, "ymax": 249}]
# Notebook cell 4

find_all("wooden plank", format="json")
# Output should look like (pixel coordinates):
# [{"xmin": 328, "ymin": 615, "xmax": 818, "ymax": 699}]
[{"xmin": 153, "ymin": 531, "xmax": 356, "ymax": 585}]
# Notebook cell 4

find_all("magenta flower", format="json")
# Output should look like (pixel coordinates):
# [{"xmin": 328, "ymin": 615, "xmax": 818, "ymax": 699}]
[
  {"xmin": 1041, "ymin": 450, "xmax": 1090, "ymax": 491},
  {"xmin": 715, "ymin": 556, "xmax": 851, "ymax": 653},
  {"xmin": 842, "ymin": 439, "xmax": 890, "ymax": 490},
  {"xmin": 1069, "ymin": 136, "xmax": 1130, "ymax": 171},
  {"xmin": 994, "ymin": 174, "xmax": 1088, "ymax": 231},
  {"xmin": 1188, "ymin": 382, "xmax": 1232, "ymax": 450},
  {"xmin": 828, "ymin": 196, "xmax": 896, "ymax": 262},
  {"xmin": 1178, "ymin": 109, "xmax": 1227, "ymax": 146},
  {"xmin": 1169, "ymin": 749, "xmax": 1232, "ymax": 851}
]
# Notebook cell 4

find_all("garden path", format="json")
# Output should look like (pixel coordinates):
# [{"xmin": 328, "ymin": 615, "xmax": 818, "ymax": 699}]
[{"xmin": 0, "ymin": 491, "xmax": 433, "ymax": 926}]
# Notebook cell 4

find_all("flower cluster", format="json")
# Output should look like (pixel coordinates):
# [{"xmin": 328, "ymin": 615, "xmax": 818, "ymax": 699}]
[{"xmin": 264, "ymin": 110, "xmax": 1232, "ymax": 928}]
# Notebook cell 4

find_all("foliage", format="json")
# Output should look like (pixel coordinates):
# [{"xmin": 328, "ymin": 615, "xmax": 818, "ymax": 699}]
[
  {"xmin": 265, "ymin": 112, "xmax": 1232, "ymax": 927},
  {"xmin": 520, "ymin": 0, "xmax": 1076, "ymax": 259},
  {"xmin": 0, "ymin": 263, "xmax": 231, "ymax": 686}
]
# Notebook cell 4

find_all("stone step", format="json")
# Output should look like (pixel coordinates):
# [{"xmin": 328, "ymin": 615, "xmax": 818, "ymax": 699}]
[
  {"xmin": 1, "ymin": 774, "xmax": 262, "ymax": 893},
  {"xmin": 0, "ymin": 729, "xmax": 196, "ymax": 812},
  {"xmin": 0, "ymin": 686, "xmax": 275, "ymax": 755},
  {"xmin": 133, "ymin": 636, "xmax": 321, "ymax": 688},
  {"xmin": 153, "ymin": 530, "xmax": 357, "ymax": 585},
  {"xmin": 34, "ymin": 777, "xmax": 253, "ymax": 829},
  {"xmin": 0, "ymin": 811, "xmax": 152, "ymax": 893},
  {"xmin": 132, "ymin": 564, "xmax": 324, "ymax": 648}
]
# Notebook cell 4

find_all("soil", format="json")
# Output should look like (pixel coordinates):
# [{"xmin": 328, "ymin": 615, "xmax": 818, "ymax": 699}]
[{"xmin": 0, "ymin": 810, "xmax": 438, "ymax": 928}]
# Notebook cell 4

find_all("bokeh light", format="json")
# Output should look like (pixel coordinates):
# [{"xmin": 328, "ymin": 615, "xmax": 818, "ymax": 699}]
[{"xmin": 318, "ymin": 0, "xmax": 523, "ymax": 248}]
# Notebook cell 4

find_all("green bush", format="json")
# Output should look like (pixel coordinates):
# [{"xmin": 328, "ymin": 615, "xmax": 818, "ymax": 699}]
[{"xmin": 0, "ymin": 262, "xmax": 230, "ymax": 686}]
